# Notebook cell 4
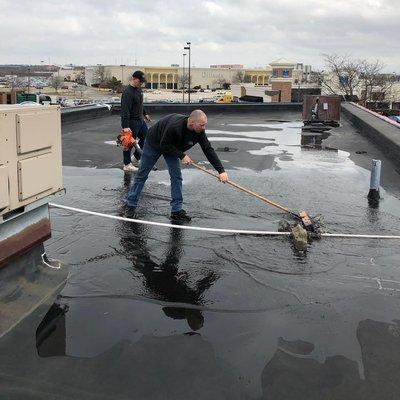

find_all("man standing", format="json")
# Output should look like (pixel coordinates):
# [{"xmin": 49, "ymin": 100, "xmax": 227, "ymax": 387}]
[
  {"xmin": 125, "ymin": 110, "xmax": 229, "ymax": 221},
  {"xmin": 120, "ymin": 70, "xmax": 151, "ymax": 172}
]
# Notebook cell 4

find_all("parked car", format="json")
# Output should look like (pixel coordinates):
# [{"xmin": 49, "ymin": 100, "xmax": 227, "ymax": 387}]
[
  {"xmin": 215, "ymin": 94, "xmax": 233, "ymax": 104},
  {"xmin": 18, "ymin": 101, "xmax": 42, "ymax": 107},
  {"xmin": 38, "ymin": 94, "xmax": 52, "ymax": 105},
  {"xmin": 199, "ymin": 98, "xmax": 216, "ymax": 103}
]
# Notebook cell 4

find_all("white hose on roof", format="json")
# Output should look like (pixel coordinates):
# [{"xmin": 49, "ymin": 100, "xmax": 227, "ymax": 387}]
[{"xmin": 48, "ymin": 203, "xmax": 400, "ymax": 240}]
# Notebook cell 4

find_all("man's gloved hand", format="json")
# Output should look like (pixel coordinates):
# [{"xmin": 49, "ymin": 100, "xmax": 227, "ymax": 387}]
[
  {"xmin": 218, "ymin": 172, "xmax": 229, "ymax": 183},
  {"xmin": 181, "ymin": 155, "xmax": 193, "ymax": 165}
]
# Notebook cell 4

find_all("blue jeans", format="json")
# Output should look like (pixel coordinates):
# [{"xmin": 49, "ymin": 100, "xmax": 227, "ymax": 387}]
[
  {"xmin": 127, "ymin": 141, "xmax": 183, "ymax": 212},
  {"xmin": 123, "ymin": 118, "xmax": 148, "ymax": 165}
]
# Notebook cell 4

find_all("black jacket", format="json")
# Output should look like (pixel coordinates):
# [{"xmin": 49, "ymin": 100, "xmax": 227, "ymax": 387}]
[
  {"xmin": 120, "ymin": 85, "xmax": 147, "ymax": 128},
  {"xmin": 147, "ymin": 114, "xmax": 225, "ymax": 173}
]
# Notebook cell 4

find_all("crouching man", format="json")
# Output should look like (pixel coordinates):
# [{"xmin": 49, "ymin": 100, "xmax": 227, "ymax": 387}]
[{"xmin": 125, "ymin": 110, "xmax": 228, "ymax": 221}]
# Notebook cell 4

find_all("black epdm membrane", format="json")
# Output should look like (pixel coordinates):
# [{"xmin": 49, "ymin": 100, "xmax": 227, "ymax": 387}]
[{"xmin": 2, "ymin": 110, "xmax": 400, "ymax": 399}]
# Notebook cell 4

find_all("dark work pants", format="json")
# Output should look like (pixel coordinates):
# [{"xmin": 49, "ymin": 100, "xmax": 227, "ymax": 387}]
[{"xmin": 123, "ymin": 118, "xmax": 148, "ymax": 165}]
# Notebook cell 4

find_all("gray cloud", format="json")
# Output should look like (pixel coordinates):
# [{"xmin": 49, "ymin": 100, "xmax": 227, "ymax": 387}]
[{"xmin": 0, "ymin": 0, "xmax": 399, "ymax": 71}]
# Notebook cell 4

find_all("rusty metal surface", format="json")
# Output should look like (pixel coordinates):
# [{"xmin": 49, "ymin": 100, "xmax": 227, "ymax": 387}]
[
  {"xmin": 0, "ymin": 218, "xmax": 51, "ymax": 267},
  {"xmin": 303, "ymin": 95, "xmax": 341, "ymax": 122}
]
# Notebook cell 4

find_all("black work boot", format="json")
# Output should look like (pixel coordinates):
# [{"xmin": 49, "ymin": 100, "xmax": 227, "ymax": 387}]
[
  {"xmin": 170, "ymin": 209, "xmax": 191, "ymax": 222},
  {"xmin": 125, "ymin": 206, "xmax": 136, "ymax": 219}
]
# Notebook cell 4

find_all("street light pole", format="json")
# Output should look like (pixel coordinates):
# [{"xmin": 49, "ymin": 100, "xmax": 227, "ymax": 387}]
[
  {"xmin": 182, "ymin": 53, "xmax": 186, "ymax": 103},
  {"xmin": 297, "ymin": 82, "xmax": 301, "ymax": 103},
  {"xmin": 120, "ymin": 64, "xmax": 125, "ymax": 87},
  {"xmin": 27, "ymin": 67, "xmax": 31, "ymax": 100},
  {"xmin": 184, "ymin": 42, "xmax": 191, "ymax": 103}
]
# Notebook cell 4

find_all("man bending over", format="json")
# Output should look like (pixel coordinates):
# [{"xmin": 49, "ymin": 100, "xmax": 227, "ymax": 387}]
[{"xmin": 125, "ymin": 110, "xmax": 229, "ymax": 222}]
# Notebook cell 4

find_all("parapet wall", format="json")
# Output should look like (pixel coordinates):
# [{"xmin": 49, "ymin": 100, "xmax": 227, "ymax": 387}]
[
  {"xmin": 61, "ymin": 102, "xmax": 303, "ymax": 123},
  {"xmin": 341, "ymin": 103, "xmax": 400, "ymax": 167},
  {"xmin": 129, "ymin": 102, "xmax": 302, "ymax": 114},
  {"xmin": 61, "ymin": 104, "xmax": 111, "ymax": 123}
]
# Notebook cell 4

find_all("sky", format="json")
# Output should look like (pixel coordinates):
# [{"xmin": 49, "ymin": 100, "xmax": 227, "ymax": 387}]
[{"xmin": 0, "ymin": 0, "xmax": 399, "ymax": 71}]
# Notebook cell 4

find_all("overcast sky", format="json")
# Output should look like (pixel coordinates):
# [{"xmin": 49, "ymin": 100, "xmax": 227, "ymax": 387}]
[{"xmin": 1, "ymin": 0, "xmax": 399, "ymax": 71}]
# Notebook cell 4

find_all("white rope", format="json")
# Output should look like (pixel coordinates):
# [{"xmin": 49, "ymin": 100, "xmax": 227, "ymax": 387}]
[
  {"xmin": 321, "ymin": 233, "xmax": 400, "ymax": 239},
  {"xmin": 49, "ymin": 203, "xmax": 289, "ymax": 236},
  {"xmin": 48, "ymin": 203, "xmax": 400, "ymax": 240}
]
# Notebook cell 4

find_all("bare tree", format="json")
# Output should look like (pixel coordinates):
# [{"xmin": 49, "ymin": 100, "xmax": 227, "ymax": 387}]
[
  {"xmin": 310, "ymin": 69, "xmax": 337, "ymax": 95},
  {"xmin": 374, "ymin": 73, "xmax": 397, "ymax": 102},
  {"xmin": 93, "ymin": 65, "xmax": 109, "ymax": 85},
  {"xmin": 318, "ymin": 54, "xmax": 397, "ymax": 103},
  {"xmin": 75, "ymin": 72, "xmax": 86, "ymax": 85},
  {"xmin": 178, "ymin": 73, "xmax": 189, "ymax": 89},
  {"xmin": 214, "ymin": 77, "xmax": 227, "ymax": 89},
  {"xmin": 8, "ymin": 75, "xmax": 20, "ymax": 90},
  {"xmin": 359, "ymin": 60, "xmax": 396, "ymax": 105},
  {"xmin": 232, "ymin": 71, "xmax": 246, "ymax": 84},
  {"xmin": 232, "ymin": 71, "xmax": 254, "ymax": 84},
  {"xmin": 321, "ymin": 53, "xmax": 364, "ymax": 98},
  {"xmin": 50, "ymin": 76, "xmax": 64, "ymax": 93}
]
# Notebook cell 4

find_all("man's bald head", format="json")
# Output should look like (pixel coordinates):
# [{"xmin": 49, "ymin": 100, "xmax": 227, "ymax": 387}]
[
  {"xmin": 189, "ymin": 110, "xmax": 206, "ymax": 121},
  {"xmin": 188, "ymin": 110, "xmax": 207, "ymax": 133}
]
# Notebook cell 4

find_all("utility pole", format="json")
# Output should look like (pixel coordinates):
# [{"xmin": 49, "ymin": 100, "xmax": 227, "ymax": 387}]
[{"xmin": 184, "ymin": 42, "xmax": 191, "ymax": 103}]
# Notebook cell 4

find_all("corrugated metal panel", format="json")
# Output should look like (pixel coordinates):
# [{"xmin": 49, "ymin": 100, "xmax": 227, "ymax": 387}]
[{"xmin": 18, "ymin": 153, "xmax": 54, "ymax": 200}]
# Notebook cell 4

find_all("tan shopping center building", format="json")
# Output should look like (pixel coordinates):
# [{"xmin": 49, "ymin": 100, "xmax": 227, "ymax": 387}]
[
  {"xmin": 85, "ymin": 65, "xmax": 273, "ymax": 90},
  {"xmin": 85, "ymin": 59, "xmax": 312, "ymax": 102}
]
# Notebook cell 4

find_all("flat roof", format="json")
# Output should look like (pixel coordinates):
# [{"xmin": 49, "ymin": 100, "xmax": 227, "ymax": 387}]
[{"xmin": 2, "ymin": 109, "xmax": 400, "ymax": 398}]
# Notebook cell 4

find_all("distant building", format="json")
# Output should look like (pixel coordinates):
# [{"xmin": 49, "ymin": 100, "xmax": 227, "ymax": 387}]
[
  {"xmin": 84, "ymin": 59, "xmax": 318, "ymax": 102},
  {"xmin": 269, "ymin": 58, "xmax": 296, "ymax": 102},
  {"xmin": 0, "ymin": 88, "xmax": 22, "ymax": 104},
  {"xmin": 55, "ymin": 66, "xmax": 85, "ymax": 82},
  {"xmin": 294, "ymin": 63, "xmax": 312, "ymax": 83},
  {"xmin": 210, "ymin": 64, "xmax": 244, "ymax": 69},
  {"xmin": 245, "ymin": 68, "xmax": 272, "ymax": 85},
  {"xmin": 85, "ymin": 65, "xmax": 246, "ymax": 90}
]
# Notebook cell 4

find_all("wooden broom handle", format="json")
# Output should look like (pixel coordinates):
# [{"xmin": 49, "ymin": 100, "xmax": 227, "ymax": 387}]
[{"xmin": 191, "ymin": 162, "xmax": 292, "ymax": 215}]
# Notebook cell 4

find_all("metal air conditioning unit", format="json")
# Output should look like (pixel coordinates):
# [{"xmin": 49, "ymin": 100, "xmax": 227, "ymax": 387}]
[{"xmin": 0, "ymin": 105, "xmax": 63, "ymax": 266}]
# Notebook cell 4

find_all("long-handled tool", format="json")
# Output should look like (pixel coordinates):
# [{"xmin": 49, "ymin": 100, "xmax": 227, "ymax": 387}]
[
  {"xmin": 191, "ymin": 162, "xmax": 315, "ymax": 231},
  {"xmin": 132, "ymin": 142, "xmax": 143, "ymax": 156}
]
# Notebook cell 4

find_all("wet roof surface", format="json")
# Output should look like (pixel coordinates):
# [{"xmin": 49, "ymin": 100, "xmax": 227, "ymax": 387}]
[{"xmin": 2, "ymin": 111, "xmax": 400, "ymax": 399}]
